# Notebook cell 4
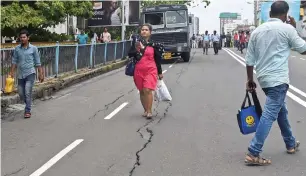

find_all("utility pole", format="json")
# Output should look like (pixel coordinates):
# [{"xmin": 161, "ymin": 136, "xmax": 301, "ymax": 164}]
[{"xmin": 121, "ymin": 0, "xmax": 127, "ymax": 41}]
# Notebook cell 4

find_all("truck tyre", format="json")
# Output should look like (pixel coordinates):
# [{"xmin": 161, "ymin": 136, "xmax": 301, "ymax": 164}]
[{"xmin": 182, "ymin": 52, "xmax": 190, "ymax": 62}]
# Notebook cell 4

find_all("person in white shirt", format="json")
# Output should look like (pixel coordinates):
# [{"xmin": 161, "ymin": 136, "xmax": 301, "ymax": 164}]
[
  {"xmin": 101, "ymin": 28, "xmax": 111, "ymax": 43},
  {"xmin": 191, "ymin": 34, "xmax": 197, "ymax": 48},
  {"xmin": 211, "ymin": 30, "xmax": 220, "ymax": 55}
]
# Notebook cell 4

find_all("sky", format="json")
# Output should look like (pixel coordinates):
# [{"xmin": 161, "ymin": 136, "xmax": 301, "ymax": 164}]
[{"xmin": 188, "ymin": 0, "xmax": 254, "ymax": 34}]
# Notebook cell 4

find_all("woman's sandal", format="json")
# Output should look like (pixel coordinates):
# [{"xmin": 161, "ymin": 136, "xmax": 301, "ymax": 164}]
[
  {"xmin": 146, "ymin": 113, "xmax": 153, "ymax": 119},
  {"xmin": 245, "ymin": 153, "xmax": 272, "ymax": 166},
  {"xmin": 287, "ymin": 141, "xmax": 300, "ymax": 154},
  {"xmin": 142, "ymin": 112, "xmax": 148, "ymax": 117}
]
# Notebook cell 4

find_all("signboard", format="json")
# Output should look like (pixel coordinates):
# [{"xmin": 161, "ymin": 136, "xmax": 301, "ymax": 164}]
[
  {"xmin": 221, "ymin": 18, "xmax": 234, "ymax": 24},
  {"xmin": 142, "ymin": 4, "xmax": 188, "ymax": 12},
  {"xmin": 219, "ymin": 12, "xmax": 240, "ymax": 19},
  {"xmin": 88, "ymin": 0, "xmax": 139, "ymax": 27},
  {"xmin": 260, "ymin": 0, "xmax": 300, "ymax": 24}
]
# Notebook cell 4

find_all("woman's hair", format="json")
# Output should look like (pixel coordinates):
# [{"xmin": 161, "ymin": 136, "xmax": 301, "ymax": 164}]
[{"xmin": 140, "ymin": 24, "xmax": 153, "ymax": 32}]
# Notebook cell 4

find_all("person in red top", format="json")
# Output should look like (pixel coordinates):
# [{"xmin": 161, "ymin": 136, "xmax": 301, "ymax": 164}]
[
  {"xmin": 128, "ymin": 24, "xmax": 164, "ymax": 119},
  {"xmin": 239, "ymin": 31, "xmax": 246, "ymax": 54},
  {"xmin": 234, "ymin": 32, "xmax": 239, "ymax": 48}
]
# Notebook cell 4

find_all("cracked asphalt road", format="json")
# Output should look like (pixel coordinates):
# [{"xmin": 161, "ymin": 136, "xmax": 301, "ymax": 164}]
[{"xmin": 2, "ymin": 48, "xmax": 306, "ymax": 176}]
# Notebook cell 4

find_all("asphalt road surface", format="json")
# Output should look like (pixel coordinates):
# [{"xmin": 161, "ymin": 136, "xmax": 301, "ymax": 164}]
[{"xmin": 2, "ymin": 48, "xmax": 306, "ymax": 176}]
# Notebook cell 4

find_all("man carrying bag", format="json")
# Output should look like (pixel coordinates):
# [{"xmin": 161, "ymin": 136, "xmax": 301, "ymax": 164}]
[{"xmin": 243, "ymin": 1, "xmax": 305, "ymax": 166}]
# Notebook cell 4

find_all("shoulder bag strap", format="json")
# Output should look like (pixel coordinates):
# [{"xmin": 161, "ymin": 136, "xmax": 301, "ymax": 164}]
[{"xmin": 241, "ymin": 91, "xmax": 252, "ymax": 109}]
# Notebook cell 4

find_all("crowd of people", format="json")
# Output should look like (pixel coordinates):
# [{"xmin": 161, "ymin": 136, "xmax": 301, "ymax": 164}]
[
  {"xmin": 190, "ymin": 30, "xmax": 251, "ymax": 55},
  {"xmin": 76, "ymin": 28, "xmax": 112, "ymax": 45}
]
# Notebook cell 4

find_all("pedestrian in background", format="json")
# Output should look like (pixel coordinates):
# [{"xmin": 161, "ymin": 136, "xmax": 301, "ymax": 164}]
[
  {"xmin": 77, "ymin": 30, "xmax": 88, "ymax": 44},
  {"xmin": 239, "ymin": 31, "xmax": 246, "ymax": 54},
  {"xmin": 234, "ymin": 32, "xmax": 239, "ymax": 48},
  {"xmin": 245, "ymin": 1, "xmax": 306, "ymax": 166},
  {"xmin": 9, "ymin": 30, "xmax": 44, "ymax": 118},
  {"xmin": 128, "ymin": 24, "xmax": 164, "ymax": 119},
  {"xmin": 203, "ymin": 31, "xmax": 210, "ymax": 55},
  {"xmin": 211, "ymin": 30, "xmax": 220, "ymax": 55},
  {"xmin": 101, "ymin": 28, "xmax": 111, "ymax": 43},
  {"xmin": 191, "ymin": 34, "xmax": 197, "ymax": 48}
]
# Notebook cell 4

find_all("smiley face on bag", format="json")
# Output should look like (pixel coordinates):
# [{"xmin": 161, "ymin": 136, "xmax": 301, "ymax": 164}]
[{"xmin": 246, "ymin": 116, "xmax": 255, "ymax": 126}]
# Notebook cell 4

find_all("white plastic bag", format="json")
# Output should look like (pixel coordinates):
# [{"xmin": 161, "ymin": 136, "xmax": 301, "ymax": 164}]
[{"xmin": 155, "ymin": 80, "xmax": 172, "ymax": 101}]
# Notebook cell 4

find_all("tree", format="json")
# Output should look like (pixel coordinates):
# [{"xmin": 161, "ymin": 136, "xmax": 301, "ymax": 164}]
[{"xmin": 0, "ymin": 0, "xmax": 93, "ymax": 37}]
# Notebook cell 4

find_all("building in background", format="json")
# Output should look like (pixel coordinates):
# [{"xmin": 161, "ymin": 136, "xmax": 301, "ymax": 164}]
[
  {"xmin": 195, "ymin": 17, "xmax": 199, "ymax": 34},
  {"xmin": 188, "ymin": 14, "xmax": 199, "ymax": 37},
  {"xmin": 47, "ymin": 16, "xmax": 78, "ymax": 35}
]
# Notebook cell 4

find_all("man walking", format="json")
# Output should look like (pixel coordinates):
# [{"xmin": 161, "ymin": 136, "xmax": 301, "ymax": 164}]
[
  {"xmin": 191, "ymin": 34, "xmax": 197, "ymax": 48},
  {"xmin": 211, "ymin": 30, "xmax": 220, "ymax": 55},
  {"xmin": 245, "ymin": 1, "xmax": 306, "ymax": 165},
  {"xmin": 203, "ymin": 31, "xmax": 210, "ymax": 55},
  {"xmin": 10, "ymin": 30, "xmax": 44, "ymax": 118}
]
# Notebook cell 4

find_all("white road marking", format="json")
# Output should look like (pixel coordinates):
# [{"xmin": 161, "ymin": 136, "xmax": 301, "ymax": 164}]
[
  {"xmin": 57, "ymin": 93, "xmax": 71, "ymax": 100},
  {"xmin": 104, "ymin": 102, "xmax": 129, "ymax": 120},
  {"xmin": 292, "ymin": 56, "xmax": 296, "ymax": 58},
  {"xmin": 223, "ymin": 48, "xmax": 306, "ymax": 108},
  {"xmin": 224, "ymin": 48, "xmax": 306, "ymax": 99},
  {"xmin": 300, "ymin": 58, "xmax": 306, "ymax": 61},
  {"xmin": 29, "ymin": 139, "xmax": 84, "ymax": 176},
  {"xmin": 162, "ymin": 70, "xmax": 167, "ymax": 74},
  {"xmin": 169, "ymin": 65, "xmax": 173, "ymax": 68}
]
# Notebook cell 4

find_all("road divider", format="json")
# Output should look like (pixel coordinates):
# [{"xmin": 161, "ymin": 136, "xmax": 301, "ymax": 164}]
[
  {"xmin": 29, "ymin": 139, "xmax": 84, "ymax": 176},
  {"xmin": 104, "ymin": 102, "xmax": 129, "ymax": 120},
  {"xmin": 223, "ymin": 48, "xmax": 306, "ymax": 108}
]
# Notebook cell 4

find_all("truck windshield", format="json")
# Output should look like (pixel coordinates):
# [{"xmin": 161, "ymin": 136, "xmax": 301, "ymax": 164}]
[
  {"xmin": 144, "ymin": 13, "xmax": 164, "ymax": 29},
  {"xmin": 165, "ymin": 10, "xmax": 187, "ymax": 28}
]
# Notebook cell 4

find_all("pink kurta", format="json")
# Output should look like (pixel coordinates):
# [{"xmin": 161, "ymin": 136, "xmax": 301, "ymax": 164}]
[{"xmin": 133, "ymin": 46, "xmax": 158, "ymax": 90}]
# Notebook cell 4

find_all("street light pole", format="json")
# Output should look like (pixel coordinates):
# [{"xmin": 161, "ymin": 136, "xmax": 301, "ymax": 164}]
[{"xmin": 121, "ymin": 0, "xmax": 126, "ymax": 41}]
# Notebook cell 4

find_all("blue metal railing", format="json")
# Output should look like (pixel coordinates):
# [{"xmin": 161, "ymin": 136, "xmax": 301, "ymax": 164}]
[{"xmin": 0, "ymin": 40, "xmax": 132, "ymax": 90}]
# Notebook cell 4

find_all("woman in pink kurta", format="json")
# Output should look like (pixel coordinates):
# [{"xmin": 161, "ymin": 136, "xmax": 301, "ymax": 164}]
[{"xmin": 128, "ymin": 24, "xmax": 164, "ymax": 119}]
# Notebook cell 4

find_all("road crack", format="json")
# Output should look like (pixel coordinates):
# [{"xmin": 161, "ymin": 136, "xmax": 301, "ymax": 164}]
[
  {"xmin": 129, "ymin": 101, "xmax": 175, "ymax": 176},
  {"xmin": 4, "ymin": 166, "xmax": 24, "ymax": 176},
  {"xmin": 157, "ymin": 102, "xmax": 172, "ymax": 124},
  {"xmin": 89, "ymin": 94, "xmax": 124, "ymax": 119},
  {"xmin": 129, "ymin": 127, "xmax": 154, "ymax": 176}
]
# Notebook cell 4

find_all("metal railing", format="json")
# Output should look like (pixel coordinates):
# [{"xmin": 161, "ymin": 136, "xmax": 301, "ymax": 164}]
[{"xmin": 0, "ymin": 40, "xmax": 132, "ymax": 90}]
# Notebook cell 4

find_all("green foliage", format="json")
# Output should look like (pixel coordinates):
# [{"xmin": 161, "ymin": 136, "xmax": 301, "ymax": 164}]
[
  {"xmin": 29, "ymin": 29, "xmax": 74, "ymax": 42},
  {"xmin": 1, "ymin": 0, "xmax": 93, "ymax": 37},
  {"xmin": 1, "ymin": 2, "xmax": 44, "ymax": 30}
]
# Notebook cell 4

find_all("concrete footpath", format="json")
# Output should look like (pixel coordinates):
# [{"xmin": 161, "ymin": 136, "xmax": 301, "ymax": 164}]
[{"xmin": 1, "ymin": 59, "xmax": 128, "ymax": 111}]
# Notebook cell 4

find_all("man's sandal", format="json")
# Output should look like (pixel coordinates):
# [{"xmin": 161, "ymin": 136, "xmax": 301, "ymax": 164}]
[
  {"xmin": 245, "ymin": 153, "xmax": 272, "ymax": 166},
  {"xmin": 24, "ymin": 112, "xmax": 31, "ymax": 119},
  {"xmin": 287, "ymin": 141, "xmax": 300, "ymax": 154}
]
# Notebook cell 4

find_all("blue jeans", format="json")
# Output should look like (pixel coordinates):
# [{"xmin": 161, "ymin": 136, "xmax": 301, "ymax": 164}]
[
  {"xmin": 248, "ymin": 84, "xmax": 296, "ymax": 156},
  {"xmin": 18, "ymin": 73, "xmax": 35, "ymax": 113}
]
